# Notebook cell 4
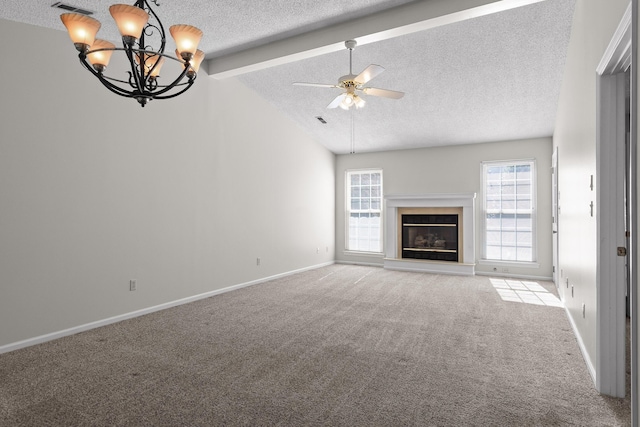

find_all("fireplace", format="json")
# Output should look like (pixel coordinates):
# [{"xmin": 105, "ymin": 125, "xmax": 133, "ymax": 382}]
[
  {"xmin": 384, "ymin": 194, "xmax": 476, "ymax": 275},
  {"xmin": 401, "ymin": 214, "xmax": 458, "ymax": 262}
]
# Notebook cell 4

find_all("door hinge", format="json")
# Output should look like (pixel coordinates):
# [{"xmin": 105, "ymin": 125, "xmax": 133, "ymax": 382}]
[{"xmin": 617, "ymin": 247, "xmax": 627, "ymax": 256}]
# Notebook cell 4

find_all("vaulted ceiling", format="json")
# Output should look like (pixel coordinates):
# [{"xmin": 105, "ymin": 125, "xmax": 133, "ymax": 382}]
[{"xmin": 1, "ymin": 0, "xmax": 576, "ymax": 154}]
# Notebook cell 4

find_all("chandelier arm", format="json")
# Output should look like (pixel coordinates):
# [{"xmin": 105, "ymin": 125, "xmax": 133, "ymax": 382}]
[
  {"xmin": 142, "ymin": 0, "xmax": 166, "ymax": 57},
  {"xmin": 78, "ymin": 53, "xmax": 140, "ymax": 98},
  {"xmin": 137, "ymin": 1, "xmax": 167, "ymax": 90},
  {"xmin": 78, "ymin": 50, "xmax": 197, "ymax": 101},
  {"xmin": 151, "ymin": 79, "xmax": 196, "ymax": 100},
  {"xmin": 82, "ymin": 47, "xmax": 194, "ymax": 94},
  {"xmin": 148, "ymin": 63, "xmax": 193, "ymax": 97},
  {"xmin": 123, "ymin": 45, "xmax": 146, "ymax": 95},
  {"xmin": 99, "ymin": 73, "xmax": 192, "ymax": 89}
]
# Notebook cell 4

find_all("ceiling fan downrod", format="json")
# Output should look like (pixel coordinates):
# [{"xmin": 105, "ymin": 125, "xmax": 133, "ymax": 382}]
[{"xmin": 345, "ymin": 39, "xmax": 357, "ymax": 75}]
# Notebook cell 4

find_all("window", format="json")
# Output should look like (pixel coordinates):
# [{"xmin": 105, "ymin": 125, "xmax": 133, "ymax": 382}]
[
  {"xmin": 483, "ymin": 160, "xmax": 535, "ymax": 262},
  {"xmin": 346, "ymin": 169, "xmax": 383, "ymax": 252}
]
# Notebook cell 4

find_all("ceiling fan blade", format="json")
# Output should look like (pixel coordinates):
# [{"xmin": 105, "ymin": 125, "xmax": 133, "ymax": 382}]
[
  {"xmin": 293, "ymin": 82, "xmax": 339, "ymax": 88},
  {"xmin": 354, "ymin": 64, "xmax": 385, "ymax": 85},
  {"xmin": 327, "ymin": 93, "xmax": 347, "ymax": 109},
  {"xmin": 362, "ymin": 87, "xmax": 405, "ymax": 99}
]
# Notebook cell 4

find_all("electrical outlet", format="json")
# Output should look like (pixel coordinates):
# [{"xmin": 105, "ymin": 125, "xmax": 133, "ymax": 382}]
[
  {"xmin": 316, "ymin": 247, "xmax": 320, "ymax": 253},
  {"xmin": 256, "ymin": 257, "xmax": 260, "ymax": 266},
  {"xmin": 129, "ymin": 279, "xmax": 136, "ymax": 291}
]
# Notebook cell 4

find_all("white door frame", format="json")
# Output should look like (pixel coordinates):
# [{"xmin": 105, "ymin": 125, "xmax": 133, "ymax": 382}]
[
  {"xmin": 595, "ymin": 4, "xmax": 631, "ymax": 397},
  {"xmin": 595, "ymin": 3, "xmax": 632, "ymax": 399},
  {"xmin": 552, "ymin": 148, "xmax": 559, "ymax": 287}
]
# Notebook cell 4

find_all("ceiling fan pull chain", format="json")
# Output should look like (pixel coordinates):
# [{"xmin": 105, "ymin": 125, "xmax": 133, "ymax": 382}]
[{"xmin": 350, "ymin": 109, "xmax": 355, "ymax": 154}]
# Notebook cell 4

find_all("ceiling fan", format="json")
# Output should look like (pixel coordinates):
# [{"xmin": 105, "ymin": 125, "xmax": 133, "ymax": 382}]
[{"xmin": 293, "ymin": 40, "xmax": 404, "ymax": 110}]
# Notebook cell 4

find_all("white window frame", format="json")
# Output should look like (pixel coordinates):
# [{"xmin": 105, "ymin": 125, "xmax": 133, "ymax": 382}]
[
  {"xmin": 345, "ymin": 169, "xmax": 383, "ymax": 254},
  {"xmin": 481, "ymin": 159, "xmax": 537, "ymax": 265}
]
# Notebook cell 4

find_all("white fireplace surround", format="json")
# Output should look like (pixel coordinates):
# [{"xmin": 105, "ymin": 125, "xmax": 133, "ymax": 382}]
[{"xmin": 384, "ymin": 193, "xmax": 476, "ymax": 275}]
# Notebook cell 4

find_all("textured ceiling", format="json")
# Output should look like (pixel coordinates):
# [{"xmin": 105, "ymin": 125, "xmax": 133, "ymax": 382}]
[
  {"xmin": 0, "ymin": 0, "xmax": 576, "ymax": 154},
  {"xmin": 0, "ymin": 0, "xmax": 416, "ymax": 57},
  {"xmin": 236, "ymin": 0, "xmax": 576, "ymax": 153}
]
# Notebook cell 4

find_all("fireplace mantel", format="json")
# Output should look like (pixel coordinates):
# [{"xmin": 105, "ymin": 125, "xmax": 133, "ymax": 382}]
[{"xmin": 384, "ymin": 193, "xmax": 476, "ymax": 275}]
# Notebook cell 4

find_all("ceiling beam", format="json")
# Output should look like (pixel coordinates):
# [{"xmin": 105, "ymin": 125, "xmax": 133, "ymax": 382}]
[{"xmin": 206, "ymin": 0, "xmax": 545, "ymax": 79}]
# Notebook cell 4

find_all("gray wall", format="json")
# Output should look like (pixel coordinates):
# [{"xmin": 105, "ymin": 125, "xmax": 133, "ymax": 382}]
[
  {"xmin": 335, "ymin": 137, "xmax": 553, "ymax": 279},
  {"xmin": 0, "ymin": 19, "xmax": 335, "ymax": 348},
  {"xmin": 552, "ymin": 0, "xmax": 629, "ymax": 377}
]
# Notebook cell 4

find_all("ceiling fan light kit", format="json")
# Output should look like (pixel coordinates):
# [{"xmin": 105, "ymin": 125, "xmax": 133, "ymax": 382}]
[
  {"xmin": 60, "ymin": 0, "xmax": 204, "ymax": 107},
  {"xmin": 293, "ymin": 39, "xmax": 404, "ymax": 110}
]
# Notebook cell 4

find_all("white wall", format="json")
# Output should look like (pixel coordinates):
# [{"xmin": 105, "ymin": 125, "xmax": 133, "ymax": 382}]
[
  {"xmin": 335, "ymin": 138, "xmax": 553, "ymax": 279},
  {"xmin": 552, "ymin": 0, "xmax": 629, "ymax": 378},
  {"xmin": 0, "ymin": 19, "xmax": 335, "ymax": 349}
]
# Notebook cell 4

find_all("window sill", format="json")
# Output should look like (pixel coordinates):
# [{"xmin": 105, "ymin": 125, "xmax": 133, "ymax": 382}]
[
  {"xmin": 477, "ymin": 259, "xmax": 540, "ymax": 269},
  {"xmin": 343, "ymin": 250, "xmax": 385, "ymax": 258}
]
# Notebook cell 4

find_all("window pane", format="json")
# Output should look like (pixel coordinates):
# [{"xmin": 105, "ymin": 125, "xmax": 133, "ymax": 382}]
[
  {"xmin": 517, "ymin": 247, "xmax": 532, "ymax": 261},
  {"xmin": 501, "ymin": 231, "xmax": 516, "ymax": 245},
  {"xmin": 517, "ymin": 231, "xmax": 532, "ymax": 245},
  {"xmin": 502, "ymin": 166, "xmax": 515, "ymax": 180},
  {"xmin": 347, "ymin": 171, "xmax": 382, "ymax": 252},
  {"xmin": 501, "ymin": 197, "xmax": 516, "ymax": 210},
  {"xmin": 502, "ymin": 183, "xmax": 515, "ymax": 195},
  {"xmin": 483, "ymin": 161, "xmax": 535, "ymax": 262},
  {"xmin": 486, "ymin": 245, "xmax": 502, "ymax": 259}
]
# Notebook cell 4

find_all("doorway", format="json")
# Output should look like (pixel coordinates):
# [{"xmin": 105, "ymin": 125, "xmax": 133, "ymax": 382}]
[{"xmin": 595, "ymin": 3, "xmax": 632, "ymax": 399}]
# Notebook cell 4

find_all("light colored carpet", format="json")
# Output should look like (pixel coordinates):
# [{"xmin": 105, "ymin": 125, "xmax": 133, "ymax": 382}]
[{"xmin": 0, "ymin": 264, "xmax": 631, "ymax": 426}]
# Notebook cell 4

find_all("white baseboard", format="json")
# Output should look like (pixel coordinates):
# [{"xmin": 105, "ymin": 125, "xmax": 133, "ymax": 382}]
[
  {"xmin": 563, "ymin": 302, "xmax": 597, "ymax": 385},
  {"xmin": 0, "ymin": 261, "xmax": 335, "ymax": 355}
]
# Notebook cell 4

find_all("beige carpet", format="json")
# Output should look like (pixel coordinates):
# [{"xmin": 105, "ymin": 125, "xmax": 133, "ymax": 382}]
[{"xmin": 0, "ymin": 264, "xmax": 630, "ymax": 426}]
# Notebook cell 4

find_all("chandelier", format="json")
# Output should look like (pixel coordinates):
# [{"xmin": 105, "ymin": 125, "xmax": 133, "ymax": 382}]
[{"xmin": 60, "ymin": 0, "xmax": 204, "ymax": 107}]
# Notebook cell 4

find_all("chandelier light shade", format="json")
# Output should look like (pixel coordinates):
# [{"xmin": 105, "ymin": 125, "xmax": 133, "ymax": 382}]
[
  {"xmin": 178, "ymin": 49, "xmax": 205, "ymax": 77},
  {"xmin": 109, "ymin": 4, "xmax": 149, "ymax": 41},
  {"xmin": 60, "ymin": 13, "xmax": 101, "ymax": 49},
  {"xmin": 189, "ymin": 50, "xmax": 206, "ymax": 76},
  {"xmin": 170, "ymin": 25, "xmax": 203, "ymax": 60},
  {"xmin": 85, "ymin": 39, "xmax": 116, "ymax": 71},
  {"xmin": 60, "ymin": 0, "xmax": 204, "ymax": 107}
]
